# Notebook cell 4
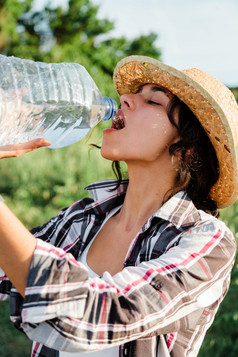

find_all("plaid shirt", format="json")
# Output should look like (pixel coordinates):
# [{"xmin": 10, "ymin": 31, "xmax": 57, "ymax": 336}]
[{"xmin": 0, "ymin": 179, "xmax": 236, "ymax": 357}]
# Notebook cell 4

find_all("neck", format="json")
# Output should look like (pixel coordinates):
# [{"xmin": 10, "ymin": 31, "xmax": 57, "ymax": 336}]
[{"xmin": 115, "ymin": 160, "xmax": 177, "ymax": 232}]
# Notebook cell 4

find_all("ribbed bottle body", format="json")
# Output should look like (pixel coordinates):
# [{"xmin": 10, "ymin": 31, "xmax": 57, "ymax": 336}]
[{"xmin": 0, "ymin": 55, "xmax": 117, "ymax": 148}]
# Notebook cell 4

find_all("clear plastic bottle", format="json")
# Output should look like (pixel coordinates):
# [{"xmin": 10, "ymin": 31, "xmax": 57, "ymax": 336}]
[{"xmin": 0, "ymin": 55, "xmax": 118, "ymax": 148}]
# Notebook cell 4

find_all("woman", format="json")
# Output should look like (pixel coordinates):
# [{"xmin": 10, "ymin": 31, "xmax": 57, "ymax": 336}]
[{"xmin": 0, "ymin": 55, "xmax": 238, "ymax": 357}]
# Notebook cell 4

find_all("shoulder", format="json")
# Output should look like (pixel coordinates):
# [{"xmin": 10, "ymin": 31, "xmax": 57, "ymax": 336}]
[
  {"xmin": 193, "ymin": 210, "xmax": 234, "ymax": 238},
  {"xmin": 178, "ymin": 211, "xmax": 237, "ymax": 258},
  {"xmin": 31, "ymin": 196, "xmax": 94, "ymax": 238},
  {"xmin": 65, "ymin": 196, "xmax": 95, "ymax": 215}
]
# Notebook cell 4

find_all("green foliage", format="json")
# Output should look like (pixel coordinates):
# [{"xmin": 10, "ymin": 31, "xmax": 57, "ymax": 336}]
[
  {"xmin": 0, "ymin": 0, "xmax": 161, "ymax": 108},
  {"xmin": 0, "ymin": 302, "xmax": 32, "ymax": 357},
  {"xmin": 0, "ymin": 0, "xmax": 30, "ymax": 47},
  {"xmin": 1, "ymin": 127, "xmax": 114, "ymax": 227},
  {"xmin": 0, "ymin": 0, "xmax": 161, "ymax": 77},
  {"xmin": 48, "ymin": 0, "xmax": 114, "ymax": 44},
  {"xmin": 231, "ymin": 87, "xmax": 238, "ymax": 101}
]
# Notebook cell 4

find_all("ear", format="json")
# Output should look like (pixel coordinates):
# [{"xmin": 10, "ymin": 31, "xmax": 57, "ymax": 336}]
[{"xmin": 170, "ymin": 132, "xmax": 181, "ymax": 146}]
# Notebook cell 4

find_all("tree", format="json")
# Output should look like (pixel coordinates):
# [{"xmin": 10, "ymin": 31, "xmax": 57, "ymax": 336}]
[
  {"xmin": 0, "ymin": 0, "xmax": 161, "ymax": 98},
  {"xmin": 0, "ymin": 0, "xmax": 161, "ymax": 73},
  {"xmin": 0, "ymin": 0, "xmax": 32, "ymax": 54}
]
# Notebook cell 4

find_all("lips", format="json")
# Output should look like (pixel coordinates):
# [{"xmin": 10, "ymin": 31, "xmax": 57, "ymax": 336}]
[{"xmin": 112, "ymin": 109, "xmax": 125, "ymax": 130}]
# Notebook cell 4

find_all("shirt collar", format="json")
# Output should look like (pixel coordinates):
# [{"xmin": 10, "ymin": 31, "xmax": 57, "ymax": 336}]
[
  {"xmin": 154, "ymin": 190, "xmax": 201, "ymax": 228},
  {"xmin": 85, "ymin": 179, "xmax": 201, "ymax": 228},
  {"xmin": 85, "ymin": 179, "xmax": 128, "ymax": 202}
]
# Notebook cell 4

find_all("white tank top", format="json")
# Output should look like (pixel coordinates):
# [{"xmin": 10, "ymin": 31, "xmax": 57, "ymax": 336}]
[{"xmin": 60, "ymin": 228, "xmax": 120, "ymax": 357}]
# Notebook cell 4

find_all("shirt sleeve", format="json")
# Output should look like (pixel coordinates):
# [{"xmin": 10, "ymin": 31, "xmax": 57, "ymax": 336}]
[
  {"xmin": 7, "ymin": 199, "xmax": 89, "ymax": 326},
  {"xmin": 0, "ymin": 203, "xmax": 72, "ymax": 301},
  {"xmin": 0, "ymin": 210, "xmax": 68, "ymax": 302},
  {"xmin": 20, "ymin": 218, "xmax": 236, "ymax": 353}
]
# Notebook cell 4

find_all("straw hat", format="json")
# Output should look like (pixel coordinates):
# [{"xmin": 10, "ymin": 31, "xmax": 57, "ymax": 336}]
[{"xmin": 113, "ymin": 55, "xmax": 238, "ymax": 208}]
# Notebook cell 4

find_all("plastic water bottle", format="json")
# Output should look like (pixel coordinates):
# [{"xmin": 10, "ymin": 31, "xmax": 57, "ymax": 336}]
[{"xmin": 0, "ymin": 55, "xmax": 118, "ymax": 148}]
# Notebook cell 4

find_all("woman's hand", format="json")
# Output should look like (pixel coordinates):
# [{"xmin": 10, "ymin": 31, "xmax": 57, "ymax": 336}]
[{"xmin": 0, "ymin": 138, "xmax": 51, "ymax": 159}]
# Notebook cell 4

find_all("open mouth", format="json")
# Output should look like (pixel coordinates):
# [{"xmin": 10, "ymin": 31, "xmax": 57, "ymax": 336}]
[{"xmin": 112, "ymin": 110, "xmax": 125, "ymax": 130}]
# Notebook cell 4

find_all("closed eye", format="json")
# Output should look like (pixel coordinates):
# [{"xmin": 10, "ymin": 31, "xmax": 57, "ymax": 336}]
[{"xmin": 148, "ymin": 100, "xmax": 161, "ymax": 105}]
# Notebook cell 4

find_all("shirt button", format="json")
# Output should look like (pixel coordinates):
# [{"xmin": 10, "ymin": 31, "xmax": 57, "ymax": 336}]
[{"xmin": 154, "ymin": 282, "xmax": 162, "ymax": 290}]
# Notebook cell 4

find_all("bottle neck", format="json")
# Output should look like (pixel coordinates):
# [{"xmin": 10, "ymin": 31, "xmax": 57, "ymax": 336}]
[{"xmin": 102, "ymin": 97, "xmax": 118, "ymax": 121}]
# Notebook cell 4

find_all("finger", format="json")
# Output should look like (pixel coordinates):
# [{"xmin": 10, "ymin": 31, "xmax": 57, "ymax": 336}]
[
  {"xmin": 0, "ymin": 138, "xmax": 51, "ymax": 158},
  {"xmin": 17, "ymin": 138, "xmax": 51, "ymax": 150}
]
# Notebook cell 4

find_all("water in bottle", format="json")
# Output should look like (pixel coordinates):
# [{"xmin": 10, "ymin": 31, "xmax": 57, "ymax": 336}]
[{"xmin": 0, "ymin": 55, "xmax": 118, "ymax": 148}]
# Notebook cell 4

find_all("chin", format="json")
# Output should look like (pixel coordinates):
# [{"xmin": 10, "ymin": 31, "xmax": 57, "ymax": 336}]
[{"xmin": 100, "ymin": 146, "xmax": 122, "ymax": 161}]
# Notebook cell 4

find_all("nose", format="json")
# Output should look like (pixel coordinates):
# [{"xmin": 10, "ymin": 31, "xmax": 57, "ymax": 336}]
[{"xmin": 120, "ymin": 93, "xmax": 136, "ymax": 110}]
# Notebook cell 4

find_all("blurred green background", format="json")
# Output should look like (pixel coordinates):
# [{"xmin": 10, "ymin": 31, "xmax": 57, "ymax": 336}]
[{"xmin": 0, "ymin": 0, "xmax": 238, "ymax": 356}]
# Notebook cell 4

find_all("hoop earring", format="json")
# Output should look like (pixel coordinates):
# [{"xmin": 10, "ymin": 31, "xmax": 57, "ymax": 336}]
[{"xmin": 171, "ymin": 155, "xmax": 180, "ymax": 171}]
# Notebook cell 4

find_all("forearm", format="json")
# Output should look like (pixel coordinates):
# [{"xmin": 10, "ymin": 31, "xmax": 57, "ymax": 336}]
[{"xmin": 0, "ymin": 201, "xmax": 36, "ymax": 297}]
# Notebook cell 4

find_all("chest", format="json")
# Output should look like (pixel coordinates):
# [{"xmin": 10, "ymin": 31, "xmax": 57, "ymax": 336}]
[
  {"xmin": 85, "ymin": 217, "xmax": 180, "ymax": 277},
  {"xmin": 86, "ymin": 217, "xmax": 140, "ymax": 276}
]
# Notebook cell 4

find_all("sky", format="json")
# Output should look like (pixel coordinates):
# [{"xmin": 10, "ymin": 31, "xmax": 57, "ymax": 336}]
[
  {"xmin": 91, "ymin": 0, "xmax": 238, "ymax": 87},
  {"xmin": 37, "ymin": 0, "xmax": 238, "ymax": 87}
]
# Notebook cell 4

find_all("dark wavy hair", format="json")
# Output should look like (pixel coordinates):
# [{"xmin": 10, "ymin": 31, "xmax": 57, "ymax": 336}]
[{"xmin": 110, "ymin": 93, "xmax": 220, "ymax": 217}]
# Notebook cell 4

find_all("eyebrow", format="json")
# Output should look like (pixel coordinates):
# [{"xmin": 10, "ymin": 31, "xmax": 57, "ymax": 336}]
[
  {"xmin": 151, "ymin": 86, "xmax": 166, "ymax": 93},
  {"xmin": 136, "ymin": 85, "xmax": 169, "ymax": 94}
]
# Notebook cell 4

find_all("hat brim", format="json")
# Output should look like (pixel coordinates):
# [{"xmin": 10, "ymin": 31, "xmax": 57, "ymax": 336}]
[{"xmin": 113, "ymin": 55, "xmax": 238, "ymax": 208}]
